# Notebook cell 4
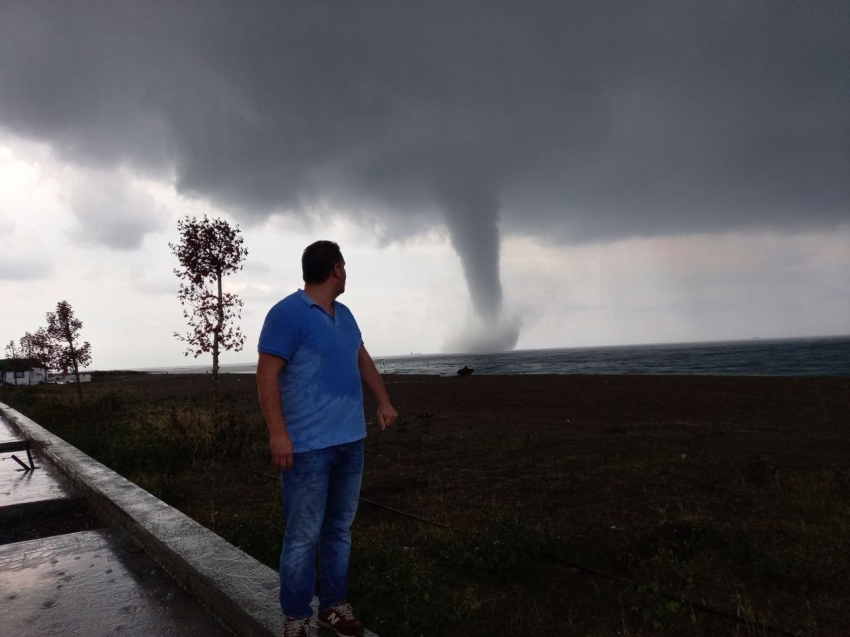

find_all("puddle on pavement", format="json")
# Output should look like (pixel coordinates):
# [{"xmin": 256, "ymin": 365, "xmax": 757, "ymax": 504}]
[{"xmin": 0, "ymin": 528, "xmax": 231, "ymax": 637}]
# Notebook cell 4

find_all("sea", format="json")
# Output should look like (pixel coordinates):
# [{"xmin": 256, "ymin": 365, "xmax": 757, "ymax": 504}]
[{"xmin": 140, "ymin": 335, "xmax": 850, "ymax": 377}]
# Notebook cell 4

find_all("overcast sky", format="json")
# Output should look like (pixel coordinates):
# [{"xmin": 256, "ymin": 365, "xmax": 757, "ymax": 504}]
[{"xmin": 1, "ymin": 1, "xmax": 848, "ymax": 370}]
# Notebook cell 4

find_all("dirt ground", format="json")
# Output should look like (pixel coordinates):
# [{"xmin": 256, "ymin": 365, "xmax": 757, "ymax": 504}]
[
  {"xmin": 3, "ymin": 372, "xmax": 849, "ymax": 636},
  {"xmin": 357, "ymin": 374, "xmax": 850, "ymax": 635}
]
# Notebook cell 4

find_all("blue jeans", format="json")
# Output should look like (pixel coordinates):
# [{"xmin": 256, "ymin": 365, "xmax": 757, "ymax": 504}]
[{"xmin": 279, "ymin": 439, "xmax": 364, "ymax": 619}]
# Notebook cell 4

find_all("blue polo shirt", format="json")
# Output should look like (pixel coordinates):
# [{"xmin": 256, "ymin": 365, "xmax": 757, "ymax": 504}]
[{"xmin": 258, "ymin": 290, "xmax": 366, "ymax": 452}]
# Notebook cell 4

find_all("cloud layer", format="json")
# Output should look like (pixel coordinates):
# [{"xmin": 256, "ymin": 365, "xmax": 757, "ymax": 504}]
[
  {"xmin": 69, "ymin": 173, "xmax": 168, "ymax": 250},
  {"xmin": 1, "ymin": 1, "xmax": 847, "ymax": 347},
  {"xmin": 0, "ymin": 255, "xmax": 51, "ymax": 282}
]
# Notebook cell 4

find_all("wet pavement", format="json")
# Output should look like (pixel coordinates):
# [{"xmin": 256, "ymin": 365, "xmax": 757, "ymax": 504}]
[
  {"xmin": 0, "ymin": 528, "xmax": 232, "ymax": 637},
  {"xmin": 0, "ymin": 408, "xmax": 243, "ymax": 636},
  {"xmin": 1, "ymin": 416, "xmax": 83, "ymax": 518}
]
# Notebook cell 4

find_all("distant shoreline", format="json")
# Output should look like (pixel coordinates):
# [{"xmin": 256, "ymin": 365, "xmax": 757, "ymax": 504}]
[
  {"xmin": 126, "ymin": 333, "xmax": 850, "ymax": 373},
  {"xmin": 106, "ymin": 334, "xmax": 850, "ymax": 378}
]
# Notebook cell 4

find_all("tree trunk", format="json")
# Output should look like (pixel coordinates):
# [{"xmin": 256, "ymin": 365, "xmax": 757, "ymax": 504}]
[
  {"xmin": 64, "ymin": 325, "xmax": 83, "ymax": 406},
  {"xmin": 72, "ymin": 355, "xmax": 82, "ymax": 406},
  {"xmin": 70, "ymin": 341, "xmax": 83, "ymax": 406},
  {"xmin": 212, "ymin": 269, "xmax": 224, "ymax": 411}
]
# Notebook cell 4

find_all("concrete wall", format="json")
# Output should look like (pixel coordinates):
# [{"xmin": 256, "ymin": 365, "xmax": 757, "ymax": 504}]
[{"xmin": 0, "ymin": 401, "xmax": 283, "ymax": 637}]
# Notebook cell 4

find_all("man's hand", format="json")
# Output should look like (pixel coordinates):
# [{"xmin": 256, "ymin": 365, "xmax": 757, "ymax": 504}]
[
  {"xmin": 377, "ymin": 402, "xmax": 398, "ymax": 431},
  {"xmin": 270, "ymin": 431, "xmax": 294, "ymax": 471},
  {"xmin": 358, "ymin": 346, "xmax": 399, "ymax": 431},
  {"xmin": 257, "ymin": 352, "xmax": 293, "ymax": 470}
]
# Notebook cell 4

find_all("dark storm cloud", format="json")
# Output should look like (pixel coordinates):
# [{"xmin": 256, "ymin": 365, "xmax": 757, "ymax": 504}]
[
  {"xmin": 69, "ymin": 173, "xmax": 168, "ymax": 250},
  {"xmin": 1, "ymin": 1, "xmax": 847, "ymax": 331}
]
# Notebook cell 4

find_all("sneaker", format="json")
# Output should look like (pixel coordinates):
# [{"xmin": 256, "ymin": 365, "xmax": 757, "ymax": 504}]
[
  {"xmin": 283, "ymin": 616, "xmax": 310, "ymax": 637},
  {"xmin": 317, "ymin": 601, "xmax": 365, "ymax": 637}
]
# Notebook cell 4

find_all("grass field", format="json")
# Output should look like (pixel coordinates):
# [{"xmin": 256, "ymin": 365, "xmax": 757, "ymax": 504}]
[{"xmin": 2, "ymin": 371, "xmax": 849, "ymax": 636}]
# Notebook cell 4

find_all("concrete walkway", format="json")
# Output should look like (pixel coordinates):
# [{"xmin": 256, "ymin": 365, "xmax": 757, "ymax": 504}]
[
  {"xmin": 0, "ymin": 529, "xmax": 232, "ymax": 637},
  {"xmin": 0, "ymin": 403, "xmax": 379, "ymax": 637},
  {"xmin": 1, "ymin": 417, "xmax": 82, "ymax": 518}
]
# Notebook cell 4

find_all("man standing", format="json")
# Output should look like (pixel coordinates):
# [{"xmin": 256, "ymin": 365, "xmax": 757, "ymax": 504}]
[{"xmin": 257, "ymin": 240, "xmax": 398, "ymax": 637}]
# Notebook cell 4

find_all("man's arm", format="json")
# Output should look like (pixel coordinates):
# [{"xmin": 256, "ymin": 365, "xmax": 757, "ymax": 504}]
[
  {"xmin": 358, "ymin": 345, "xmax": 398, "ymax": 431},
  {"xmin": 256, "ymin": 352, "xmax": 294, "ymax": 470}
]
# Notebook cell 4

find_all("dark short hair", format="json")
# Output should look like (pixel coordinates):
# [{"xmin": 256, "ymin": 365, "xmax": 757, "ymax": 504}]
[{"xmin": 302, "ymin": 240, "xmax": 343, "ymax": 284}]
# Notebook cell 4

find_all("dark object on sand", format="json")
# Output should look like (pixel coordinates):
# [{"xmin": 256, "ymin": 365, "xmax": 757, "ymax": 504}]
[{"xmin": 457, "ymin": 366, "xmax": 474, "ymax": 377}]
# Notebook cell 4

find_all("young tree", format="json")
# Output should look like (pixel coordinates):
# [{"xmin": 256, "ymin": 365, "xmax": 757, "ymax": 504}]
[
  {"xmin": 169, "ymin": 215, "xmax": 248, "ymax": 406},
  {"xmin": 46, "ymin": 301, "xmax": 92, "ymax": 404},
  {"xmin": 4, "ymin": 340, "xmax": 21, "ymax": 385},
  {"xmin": 5, "ymin": 340, "xmax": 20, "ymax": 359},
  {"xmin": 20, "ymin": 328, "xmax": 55, "ymax": 370}
]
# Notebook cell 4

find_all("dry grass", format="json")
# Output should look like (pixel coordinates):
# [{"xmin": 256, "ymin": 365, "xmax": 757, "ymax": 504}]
[{"xmin": 2, "ymin": 372, "xmax": 849, "ymax": 636}]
